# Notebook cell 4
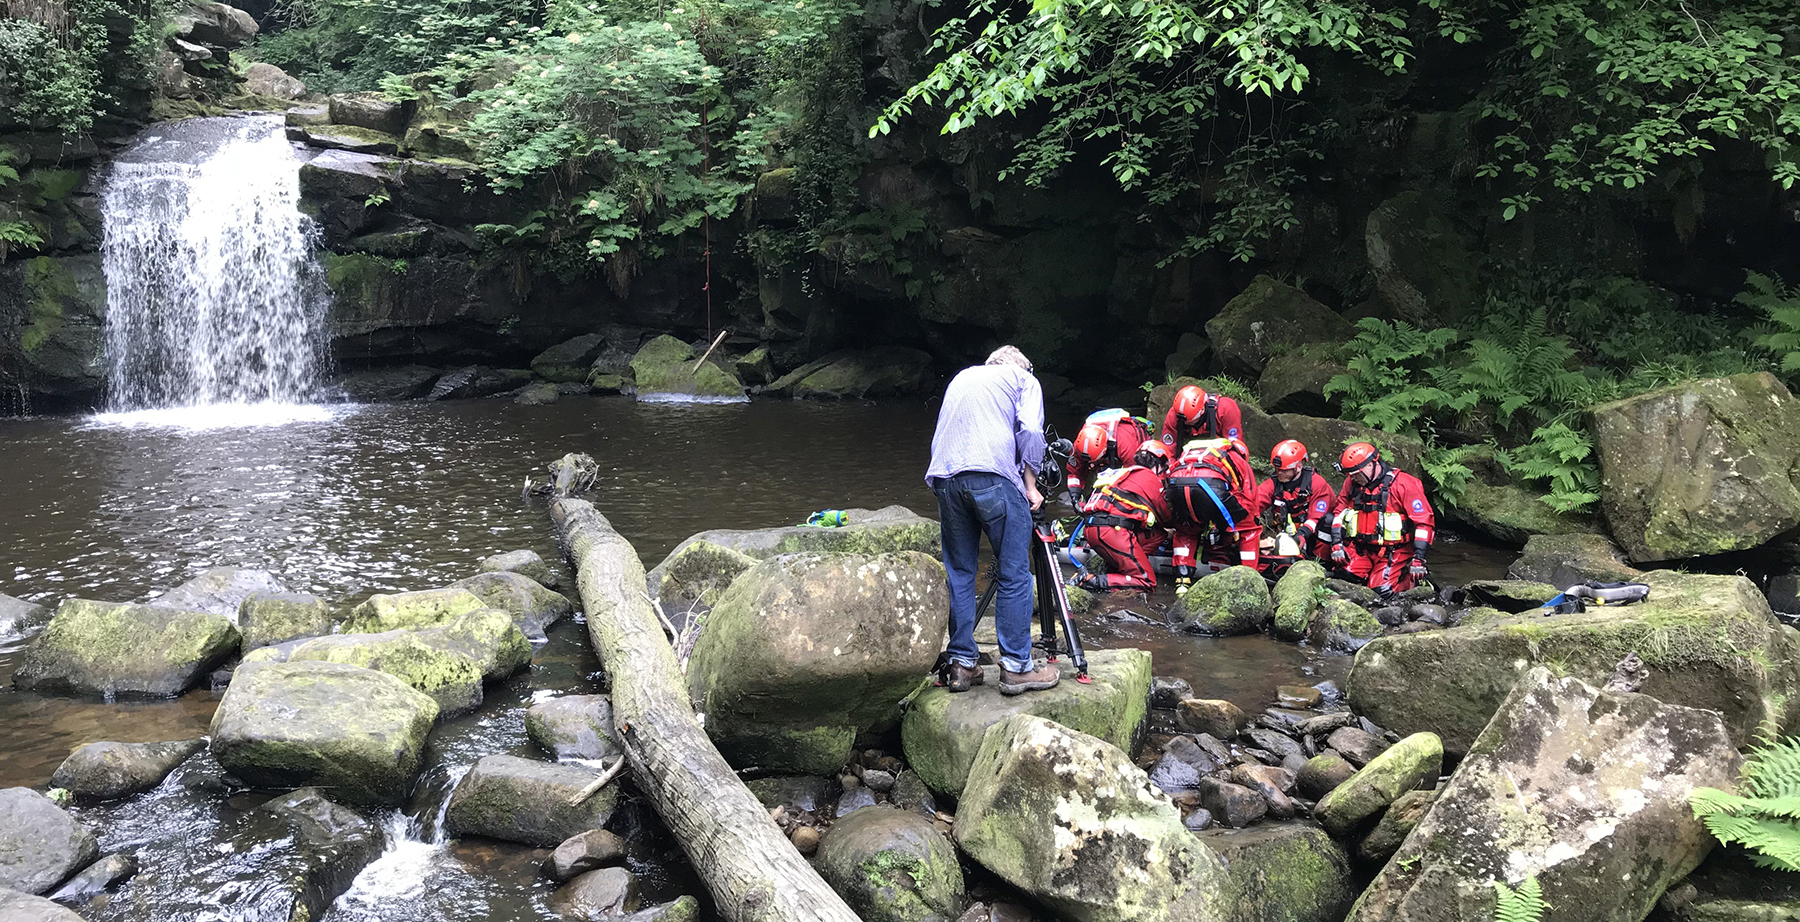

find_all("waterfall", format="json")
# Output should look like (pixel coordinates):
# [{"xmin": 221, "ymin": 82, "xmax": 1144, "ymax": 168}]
[{"xmin": 101, "ymin": 115, "xmax": 330, "ymax": 411}]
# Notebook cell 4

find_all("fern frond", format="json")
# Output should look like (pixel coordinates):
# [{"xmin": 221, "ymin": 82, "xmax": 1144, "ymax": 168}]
[
  {"xmin": 1493, "ymin": 876, "xmax": 1550, "ymax": 922},
  {"xmin": 1690, "ymin": 735, "xmax": 1800, "ymax": 872}
]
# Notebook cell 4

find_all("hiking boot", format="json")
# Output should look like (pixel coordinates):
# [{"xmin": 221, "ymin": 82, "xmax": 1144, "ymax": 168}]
[
  {"xmin": 946, "ymin": 662, "xmax": 986, "ymax": 693},
  {"xmin": 999, "ymin": 662, "xmax": 1061, "ymax": 696}
]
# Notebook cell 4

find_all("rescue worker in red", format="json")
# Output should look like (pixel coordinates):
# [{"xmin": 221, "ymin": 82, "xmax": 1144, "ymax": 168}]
[
  {"xmin": 1249, "ymin": 439, "xmax": 1339, "ymax": 577},
  {"xmin": 1165, "ymin": 437, "xmax": 1259, "ymax": 589},
  {"xmin": 1073, "ymin": 441, "xmax": 1173, "ymax": 591},
  {"xmin": 1330, "ymin": 442, "xmax": 1436, "ymax": 594},
  {"xmin": 1159, "ymin": 385, "xmax": 1244, "ymax": 449},
  {"xmin": 1065, "ymin": 408, "xmax": 1151, "ymax": 502}
]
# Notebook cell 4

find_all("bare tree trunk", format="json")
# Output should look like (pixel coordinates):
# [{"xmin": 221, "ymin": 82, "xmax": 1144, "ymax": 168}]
[{"xmin": 549, "ymin": 498, "xmax": 862, "ymax": 922}]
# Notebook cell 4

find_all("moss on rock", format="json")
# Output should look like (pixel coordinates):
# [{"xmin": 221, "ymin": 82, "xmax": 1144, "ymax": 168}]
[
  {"xmin": 1195, "ymin": 822, "xmax": 1355, "ymax": 922},
  {"xmin": 1177, "ymin": 565, "xmax": 1273, "ymax": 636},
  {"xmin": 342, "ymin": 587, "xmax": 486, "ymax": 633},
  {"xmin": 629, "ymin": 334, "xmax": 745, "ymax": 400},
  {"xmin": 1272, "ymin": 561, "xmax": 1328, "ymax": 640},
  {"xmin": 815, "ymin": 807, "xmax": 965, "ymax": 922},
  {"xmin": 1313, "ymin": 732, "xmax": 1442, "ymax": 838},
  {"xmin": 14, "ymin": 598, "xmax": 240, "ymax": 698},
  {"xmin": 257, "ymin": 630, "xmax": 487, "ymax": 716},
  {"xmin": 651, "ymin": 539, "xmax": 755, "ymax": 608}
]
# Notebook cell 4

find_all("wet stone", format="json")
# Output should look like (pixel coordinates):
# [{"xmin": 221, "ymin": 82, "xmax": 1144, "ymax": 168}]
[
  {"xmin": 1194, "ymin": 733, "xmax": 1232, "ymax": 763},
  {"xmin": 836, "ymin": 786, "xmax": 878, "ymax": 818},
  {"xmin": 550, "ymin": 829, "xmax": 627, "ymax": 882},
  {"xmin": 1259, "ymin": 707, "xmax": 1314, "ymax": 731},
  {"xmin": 1228, "ymin": 764, "xmax": 1297, "ymax": 819},
  {"xmin": 1295, "ymin": 712, "xmax": 1357, "ymax": 737},
  {"xmin": 1183, "ymin": 808, "xmax": 1214, "ymax": 831},
  {"xmin": 445, "ymin": 754, "xmax": 620, "ymax": 847},
  {"xmin": 1198, "ymin": 778, "xmax": 1267, "ymax": 828},
  {"xmin": 1151, "ymin": 676, "xmax": 1193, "ymax": 709},
  {"xmin": 0, "ymin": 890, "xmax": 86, "ymax": 922},
  {"xmin": 478, "ymin": 549, "xmax": 560, "ymax": 589},
  {"xmin": 862, "ymin": 769, "xmax": 897, "ymax": 793},
  {"xmin": 1276, "ymin": 685, "xmax": 1323, "ymax": 708},
  {"xmin": 888, "ymin": 771, "xmax": 938, "ymax": 818},
  {"xmin": 1356, "ymin": 789, "xmax": 1437, "ymax": 865},
  {"xmin": 1176, "ymin": 698, "xmax": 1247, "ymax": 738},
  {"xmin": 551, "ymin": 866, "xmax": 642, "ymax": 920},
  {"xmin": 1163, "ymin": 736, "xmax": 1219, "ymax": 774},
  {"xmin": 238, "ymin": 591, "xmax": 333, "ymax": 652},
  {"xmin": 51, "ymin": 738, "xmax": 205, "ymax": 800},
  {"xmin": 790, "ymin": 826, "xmax": 820, "ymax": 855},
  {"xmin": 746, "ymin": 775, "xmax": 834, "ymax": 813},
  {"xmin": 526, "ymin": 695, "xmax": 622, "ymax": 762},
  {"xmin": 1243, "ymin": 727, "xmax": 1303, "ymax": 761},
  {"xmin": 1148, "ymin": 753, "xmax": 1204, "ymax": 796},
  {"xmin": 0, "ymin": 787, "xmax": 98, "ymax": 895},
  {"xmin": 48, "ymin": 852, "xmax": 137, "ymax": 903},
  {"xmin": 1297, "ymin": 752, "xmax": 1357, "ymax": 801},
  {"xmin": 1326, "ymin": 727, "xmax": 1388, "ymax": 767}
]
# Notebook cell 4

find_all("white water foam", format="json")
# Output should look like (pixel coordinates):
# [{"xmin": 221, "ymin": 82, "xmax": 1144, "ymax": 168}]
[
  {"xmin": 84, "ymin": 401, "xmax": 350, "ymax": 431},
  {"xmin": 332, "ymin": 812, "xmax": 444, "ymax": 911}
]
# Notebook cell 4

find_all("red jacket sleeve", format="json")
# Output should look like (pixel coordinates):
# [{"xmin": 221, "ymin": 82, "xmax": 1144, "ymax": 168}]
[
  {"xmin": 1216, "ymin": 396, "xmax": 1244, "ymax": 441},
  {"xmin": 1392, "ymin": 473, "xmax": 1436, "ymax": 544},
  {"xmin": 1247, "ymin": 478, "xmax": 1275, "ymax": 522},
  {"xmin": 1117, "ymin": 421, "xmax": 1147, "ymax": 464},
  {"xmin": 1158, "ymin": 406, "xmax": 1181, "ymax": 447},
  {"xmin": 1306, "ymin": 472, "xmax": 1339, "ymax": 532}
]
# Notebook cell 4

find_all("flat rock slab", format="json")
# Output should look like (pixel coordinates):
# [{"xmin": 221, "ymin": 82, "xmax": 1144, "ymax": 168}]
[
  {"xmin": 903, "ymin": 647, "xmax": 1151, "ymax": 796},
  {"xmin": 51, "ymin": 738, "xmax": 206, "ymax": 800},
  {"xmin": 151, "ymin": 567, "xmax": 286, "ymax": 620},
  {"xmin": 1347, "ymin": 668, "xmax": 1741, "ymax": 922},
  {"xmin": 445, "ymin": 754, "xmax": 619, "ymax": 847},
  {"xmin": 646, "ymin": 506, "xmax": 940, "ymax": 583},
  {"xmin": 0, "ymin": 787, "xmax": 98, "ymax": 895},
  {"xmin": 342, "ymin": 587, "xmax": 486, "ymax": 633},
  {"xmin": 14, "ymin": 598, "xmax": 240, "ymax": 697}
]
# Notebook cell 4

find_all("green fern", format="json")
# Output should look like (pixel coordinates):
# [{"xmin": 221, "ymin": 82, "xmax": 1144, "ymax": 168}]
[
  {"xmin": 1742, "ymin": 272, "xmax": 1800, "ymax": 376},
  {"xmin": 1689, "ymin": 735, "xmax": 1800, "ymax": 872},
  {"xmin": 1493, "ymin": 876, "xmax": 1549, "ymax": 922},
  {"xmin": 1324, "ymin": 318, "xmax": 1460, "ymax": 432},
  {"xmin": 1501, "ymin": 423, "xmax": 1601, "ymax": 515},
  {"xmin": 1422, "ymin": 441, "xmax": 1480, "ymax": 507}
]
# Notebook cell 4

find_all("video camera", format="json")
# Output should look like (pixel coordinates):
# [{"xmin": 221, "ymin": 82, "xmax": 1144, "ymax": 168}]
[{"xmin": 1043, "ymin": 425, "xmax": 1074, "ymax": 510}]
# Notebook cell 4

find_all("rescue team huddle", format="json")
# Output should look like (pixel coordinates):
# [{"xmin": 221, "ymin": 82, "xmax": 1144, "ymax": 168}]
[{"xmin": 1064, "ymin": 385, "xmax": 1436, "ymax": 596}]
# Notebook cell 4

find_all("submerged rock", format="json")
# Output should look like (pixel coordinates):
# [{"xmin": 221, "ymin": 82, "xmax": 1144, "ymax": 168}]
[
  {"xmin": 526, "ymin": 695, "xmax": 622, "ymax": 762},
  {"xmin": 0, "ymin": 592, "xmax": 50, "ymax": 640},
  {"xmin": 0, "ymin": 787, "xmax": 98, "ymax": 894},
  {"xmin": 14, "ymin": 598, "xmax": 240, "ymax": 698},
  {"xmin": 449, "ymin": 571, "xmax": 574, "ymax": 638},
  {"xmin": 341, "ymin": 587, "xmax": 487, "ymax": 633},
  {"xmin": 238, "ymin": 591, "xmax": 334, "ymax": 652},
  {"xmin": 210, "ymin": 661, "xmax": 439, "ymax": 806},
  {"xmin": 445, "ymin": 754, "xmax": 619, "ymax": 847},
  {"xmin": 235, "ymin": 788, "xmax": 380, "ymax": 920},
  {"xmin": 151, "ymin": 567, "xmax": 286, "ymax": 620},
  {"xmin": 686, "ymin": 551, "xmax": 948, "ymax": 774},
  {"xmin": 955, "ymin": 715, "xmax": 1226, "ymax": 922},
  {"xmin": 902, "ymin": 647, "xmax": 1152, "ymax": 796},
  {"xmin": 1347, "ymin": 669, "xmax": 1741, "ymax": 922},
  {"xmin": 1176, "ymin": 565, "xmax": 1273, "ymax": 636},
  {"xmin": 50, "ymin": 739, "xmax": 205, "ymax": 800},
  {"xmin": 1195, "ymin": 823, "xmax": 1355, "ymax": 922},
  {"xmin": 552, "ymin": 866, "xmax": 642, "ymax": 919},
  {"xmin": 478, "ymin": 549, "xmax": 560, "ymax": 589},
  {"xmin": 816, "ymin": 806, "xmax": 965, "ymax": 922}
]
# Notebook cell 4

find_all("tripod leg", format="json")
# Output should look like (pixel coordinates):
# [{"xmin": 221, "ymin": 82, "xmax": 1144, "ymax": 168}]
[{"xmin": 1032, "ymin": 535, "xmax": 1060, "ymax": 661}]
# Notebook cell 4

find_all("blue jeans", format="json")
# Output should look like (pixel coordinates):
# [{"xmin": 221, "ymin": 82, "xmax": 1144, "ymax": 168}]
[{"xmin": 932, "ymin": 471, "xmax": 1035, "ymax": 674}]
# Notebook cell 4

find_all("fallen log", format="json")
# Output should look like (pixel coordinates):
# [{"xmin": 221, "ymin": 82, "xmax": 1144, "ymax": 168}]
[{"xmin": 549, "ymin": 498, "xmax": 862, "ymax": 922}]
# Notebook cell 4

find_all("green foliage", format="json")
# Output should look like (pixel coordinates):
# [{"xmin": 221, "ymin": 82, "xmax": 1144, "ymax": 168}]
[
  {"xmin": 252, "ymin": 0, "xmax": 541, "ymax": 94},
  {"xmin": 0, "ymin": 0, "xmax": 166, "ymax": 131},
  {"xmin": 1499, "ymin": 423, "xmax": 1601, "ymax": 513},
  {"xmin": 1322, "ymin": 318, "xmax": 1460, "ymax": 433},
  {"xmin": 0, "ymin": 150, "xmax": 44, "ymax": 262},
  {"xmin": 1742, "ymin": 272, "xmax": 1800, "ymax": 377},
  {"xmin": 1421, "ymin": 441, "xmax": 1480, "ymax": 507},
  {"xmin": 1689, "ymin": 734, "xmax": 1800, "ymax": 872},
  {"xmin": 1492, "ymin": 876, "xmax": 1549, "ymax": 922}
]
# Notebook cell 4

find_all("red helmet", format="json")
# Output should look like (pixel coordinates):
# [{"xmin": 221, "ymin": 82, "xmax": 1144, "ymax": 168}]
[
  {"xmin": 1172, "ymin": 385, "xmax": 1209, "ymax": 425},
  {"xmin": 1271, "ymin": 439, "xmax": 1308, "ymax": 472},
  {"xmin": 1339, "ymin": 442, "xmax": 1378, "ymax": 472},
  {"xmin": 1073, "ymin": 424, "xmax": 1108, "ymax": 464},
  {"xmin": 1134, "ymin": 440, "xmax": 1171, "ymax": 473}
]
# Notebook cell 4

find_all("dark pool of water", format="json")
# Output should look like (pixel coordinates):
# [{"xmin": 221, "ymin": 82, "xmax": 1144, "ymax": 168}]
[{"xmin": 0, "ymin": 396, "xmax": 1513, "ymax": 921}]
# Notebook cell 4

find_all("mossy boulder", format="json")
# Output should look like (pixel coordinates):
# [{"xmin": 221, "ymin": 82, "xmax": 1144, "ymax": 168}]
[
  {"xmin": 531, "ymin": 333, "xmax": 608, "ymax": 383},
  {"xmin": 239, "ymin": 591, "xmax": 333, "ymax": 652},
  {"xmin": 0, "ymin": 787, "xmax": 98, "ymax": 895},
  {"xmin": 50, "ymin": 738, "xmax": 205, "ymax": 800},
  {"xmin": 1356, "ymin": 789, "xmax": 1436, "ymax": 865},
  {"xmin": 1347, "ymin": 669, "xmax": 1741, "ymax": 922},
  {"xmin": 1591, "ymin": 372, "xmax": 1800, "ymax": 562},
  {"xmin": 629, "ymin": 334, "xmax": 745, "ymax": 401},
  {"xmin": 1307, "ymin": 597, "xmax": 1383, "ymax": 653},
  {"xmin": 1447, "ymin": 479, "xmax": 1599, "ymax": 546},
  {"xmin": 326, "ymin": 92, "xmax": 409, "ymax": 134},
  {"xmin": 649, "ymin": 539, "xmax": 756, "ymax": 608},
  {"xmin": 341, "ymin": 586, "xmax": 486, "ymax": 633},
  {"xmin": 292, "ymin": 123, "xmax": 402, "ymax": 156},
  {"xmin": 1507, "ymin": 533, "xmax": 1641, "ymax": 587},
  {"xmin": 1206, "ymin": 276, "xmax": 1354, "ymax": 378},
  {"xmin": 1364, "ymin": 190, "xmax": 1482, "ymax": 324},
  {"xmin": 955, "ymin": 714, "xmax": 1227, "ymax": 922},
  {"xmin": 1194, "ymin": 822, "xmax": 1356, "ymax": 922},
  {"xmin": 418, "ymin": 606, "xmax": 532, "ymax": 680},
  {"xmin": 2, "ymin": 254, "xmax": 107, "ymax": 406},
  {"xmin": 445, "ymin": 754, "xmax": 619, "ymax": 847},
  {"xmin": 13, "ymin": 598, "xmax": 240, "ymax": 698},
  {"xmin": 449, "ymin": 571, "xmax": 573, "ymax": 638},
  {"xmin": 648, "ymin": 507, "xmax": 941, "ymax": 579},
  {"xmin": 478, "ymin": 549, "xmax": 560, "ymax": 588},
  {"xmin": 1177, "ymin": 565, "xmax": 1273, "ymax": 635},
  {"xmin": 902, "ymin": 647, "xmax": 1152, "ymax": 796},
  {"xmin": 1346, "ymin": 570, "xmax": 1800, "ymax": 756},
  {"xmin": 816, "ymin": 807, "xmax": 966, "ymax": 922},
  {"xmin": 1256, "ymin": 343, "xmax": 1347, "ymax": 417},
  {"xmin": 1272, "ymin": 560, "xmax": 1328, "ymax": 640},
  {"xmin": 526, "ymin": 694, "xmax": 622, "ymax": 761},
  {"xmin": 1313, "ymin": 732, "xmax": 1442, "ymax": 839},
  {"xmin": 765, "ymin": 346, "xmax": 936, "ymax": 399},
  {"xmin": 210, "ymin": 660, "xmax": 439, "ymax": 805},
  {"xmin": 686, "ymin": 551, "xmax": 949, "ymax": 773},
  {"xmin": 248, "ymin": 628, "xmax": 486, "ymax": 715}
]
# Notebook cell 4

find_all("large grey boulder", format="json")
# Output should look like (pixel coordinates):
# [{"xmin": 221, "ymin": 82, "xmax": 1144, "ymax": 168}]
[
  {"xmin": 151, "ymin": 567, "xmax": 287, "ymax": 620},
  {"xmin": 1591, "ymin": 372, "xmax": 1800, "ymax": 562},
  {"xmin": 210, "ymin": 661, "xmax": 439, "ymax": 805},
  {"xmin": 0, "ymin": 890, "xmax": 86, "ymax": 922},
  {"xmin": 243, "ymin": 62, "xmax": 305, "ymax": 99},
  {"xmin": 327, "ymin": 92, "xmax": 409, "ymax": 135},
  {"xmin": 765, "ymin": 346, "xmax": 936, "ymax": 399},
  {"xmin": 1193, "ymin": 823, "xmax": 1355, "ymax": 922},
  {"xmin": 955, "ymin": 715, "xmax": 1226, "ymax": 922},
  {"xmin": 0, "ymin": 592, "xmax": 50, "ymax": 640},
  {"xmin": 171, "ymin": 0, "xmax": 257, "ymax": 46},
  {"xmin": 445, "ymin": 754, "xmax": 619, "ymax": 847},
  {"xmin": 531, "ymin": 333, "xmax": 608, "ymax": 383},
  {"xmin": 903, "ymin": 647, "xmax": 1151, "ymax": 796},
  {"xmin": 551, "ymin": 866, "xmax": 642, "ymax": 918},
  {"xmin": 13, "ymin": 598, "xmax": 240, "ymax": 697},
  {"xmin": 51, "ymin": 738, "xmax": 205, "ymax": 800},
  {"xmin": 238, "ymin": 591, "xmax": 333, "ymax": 652},
  {"xmin": 686, "ymin": 551, "xmax": 949, "ymax": 774},
  {"xmin": 449, "ymin": 571, "xmax": 573, "ymax": 638},
  {"xmin": 478, "ymin": 549, "xmax": 560, "ymax": 589},
  {"xmin": 648, "ymin": 539, "xmax": 756, "ymax": 609},
  {"xmin": 816, "ymin": 807, "xmax": 965, "ymax": 922},
  {"xmin": 1205, "ymin": 276, "xmax": 1354, "ymax": 378},
  {"xmin": 647, "ymin": 506, "xmax": 940, "ymax": 582},
  {"xmin": 1507, "ymin": 532, "xmax": 1642, "ymax": 587},
  {"xmin": 1347, "ymin": 668, "xmax": 1742, "ymax": 922},
  {"xmin": 0, "ymin": 787, "xmax": 98, "ymax": 894},
  {"xmin": 1347, "ymin": 570, "xmax": 1800, "ymax": 757},
  {"xmin": 526, "ymin": 695, "xmax": 621, "ymax": 761}
]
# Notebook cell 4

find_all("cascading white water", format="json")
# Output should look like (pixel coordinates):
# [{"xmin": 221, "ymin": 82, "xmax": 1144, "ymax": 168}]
[{"xmin": 101, "ymin": 115, "xmax": 330, "ymax": 411}]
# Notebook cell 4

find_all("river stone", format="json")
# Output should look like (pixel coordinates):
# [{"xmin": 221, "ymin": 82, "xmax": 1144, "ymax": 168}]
[
  {"xmin": 955, "ymin": 715, "xmax": 1227, "ymax": 922},
  {"xmin": 531, "ymin": 333, "xmax": 608, "ymax": 383},
  {"xmin": 478, "ymin": 549, "xmax": 560, "ymax": 588},
  {"xmin": 1177, "ymin": 565, "xmax": 1273, "ymax": 636},
  {"xmin": 1243, "ymin": 727, "xmax": 1303, "ymax": 762},
  {"xmin": 50, "ymin": 739, "xmax": 205, "ymax": 800},
  {"xmin": 151, "ymin": 567, "xmax": 286, "ymax": 620},
  {"xmin": 1150, "ymin": 676, "xmax": 1193, "ymax": 709},
  {"xmin": 1591, "ymin": 372, "xmax": 1800, "ymax": 561},
  {"xmin": 526, "ymin": 695, "xmax": 621, "ymax": 761},
  {"xmin": 1197, "ymin": 778, "xmax": 1267, "ymax": 828},
  {"xmin": 1507, "ymin": 532, "xmax": 1642, "ymax": 587},
  {"xmin": 1175, "ymin": 698, "xmax": 1247, "ymax": 739},
  {"xmin": 889, "ymin": 771, "xmax": 938, "ymax": 818},
  {"xmin": 764, "ymin": 346, "xmax": 936, "ymax": 399},
  {"xmin": 1195, "ymin": 822, "xmax": 1355, "ymax": 922},
  {"xmin": 0, "ymin": 890, "xmax": 86, "ymax": 922},
  {"xmin": 552, "ymin": 866, "xmax": 642, "ymax": 919},
  {"xmin": 816, "ymin": 806, "xmax": 966, "ymax": 922},
  {"xmin": 1348, "ymin": 668, "xmax": 1742, "ymax": 922},
  {"xmin": 649, "ymin": 539, "xmax": 756, "ymax": 608},
  {"xmin": 0, "ymin": 592, "xmax": 50, "ymax": 640},
  {"xmin": 1315, "ymin": 733, "xmax": 1440, "ymax": 839},
  {"xmin": 449, "ymin": 571, "xmax": 574, "ymax": 638},
  {"xmin": 902, "ymin": 647, "xmax": 1152, "ymax": 796},
  {"xmin": 745, "ymin": 775, "xmax": 834, "ymax": 813},
  {"xmin": 238, "ymin": 591, "xmax": 333, "ymax": 652},
  {"xmin": 1205, "ymin": 276, "xmax": 1355, "ymax": 378},
  {"xmin": 1271, "ymin": 561, "xmax": 1328, "ymax": 640},
  {"xmin": 445, "ymin": 754, "xmax": 619, "ymax": 847},
  {"xmin": 417, "ymin": 606, "xmax": 532, "ymax": 681},
  {"xmin": 14, "ymin": 598, "xmax": 240, "ymax": 698},
  {"xmin": 1277, "ymin": 685, "xmax": 1322, "ymax": 708},
  {"xmin": 687, "ymin": 551, "xmax": 949, "ymax": 774},
  {"xmin": 1325, "ymin": 727, "xmax": 1388, "ymax": 767},
  {"xmin": 210, "ymin": 661, "xmax": 439, "ymax": 805},
  {"xmin": 629, "ymin": 334, "xmax": 745, "ymax": 400},
  {"xmin": 341, "ymin": 587, "xmax": 487, "ymax": 633},
  {"xmin": 1347, "ymin": 569, "xmax": 1800, "ymax": 757},
  {"xmin": 327, "ymin": 92, "xmax": 408, "ymax": 135},
  {"xmin": 618, "ymin": 897, "xmax": 700, "ymax": 922},
  {"xmin": 1296, "ymin": 752, "xmax": 1357, "ymax": 800},
  {"xmin": 1149, "ymin": 753, "xmax": 1205, "ymax": 797},
  {"xmin": 0, "ymin": 787, "xmax": 98, "ymax": 894},
  {"xmin": 1306, "ymin": 597, "xmax": 1382, "ymax": 654},
  {"xmin": 550, "ymin": 828, "xmax": 627, "ymax": 881},
  {"xmin": 1356, "ymin": 788, "xmax": 1436, "ymax": 864},
  {"xmin": 171, "ymin": 0, "xmax": 257, "ymax": 45},
  {"xmin": 1228, "ymin": 764, "xmax": 1298, "ymax": 819},
  {"xmin": 47, "ymin": 851, "xmax": 137, "ymax": 902},
  {"xmin": 238, "ymin": 787, "xmax": 379, "ymax": 919},
  {"xmin": 243, "ymin": 62, "xmax": 305, "ymax": 99},
  {"xmin": 648, "ymin": 506, "xmax": 941, "ymax": 578},
  {"xmin": 250, "ymin": 628, "xmax": 486, "ymax": 715}
]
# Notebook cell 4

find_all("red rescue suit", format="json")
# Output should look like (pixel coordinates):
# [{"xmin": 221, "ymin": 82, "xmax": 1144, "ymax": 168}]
[
  {"xmin": 1333, "ymin": 464, "xmax": 1435, "ymax": 593},
  {"xmin": 1065, "ymin": 409, "xmax": 1151, "ymax": 499},
  {"xmin": 1165, "ymin": 439, "xmax": 1260, "ymax": 577},
  {"xmin": 1159, "ymin": 393, "xmax": 1244, "ymax": 448},
  {"xmin": 1249, "ymin": 467, "xmax": 1339, "ymax": 576},
  {"xmin": 1078, "ymin": 464, "xmax": 1172, "ymax": 590}
]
